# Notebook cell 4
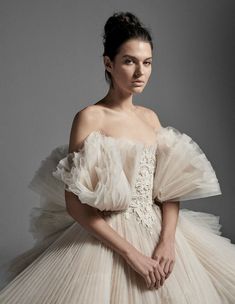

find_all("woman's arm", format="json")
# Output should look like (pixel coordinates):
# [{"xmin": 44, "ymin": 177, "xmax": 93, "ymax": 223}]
[
  {"xmin": 152, "ymin": 201, "xmax": 180, "ymax": 283},
  {"xmin": 159, "ymin": 201, "xmax": 180, "ymax": 243},
  {"xmin": 65, "ymin": 190, "xmax": 135, "ymax": 258}
]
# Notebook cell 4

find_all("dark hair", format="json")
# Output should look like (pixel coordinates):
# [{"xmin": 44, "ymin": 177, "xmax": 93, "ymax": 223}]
[{"xmin": 102, "ymin": 11, "xmax": 153, "ymax": 87}]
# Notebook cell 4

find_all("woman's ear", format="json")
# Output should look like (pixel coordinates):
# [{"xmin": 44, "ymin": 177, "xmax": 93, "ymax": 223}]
[{"xmin": 103, "ymin": 56, "xmax": 112, "ymax": 73}]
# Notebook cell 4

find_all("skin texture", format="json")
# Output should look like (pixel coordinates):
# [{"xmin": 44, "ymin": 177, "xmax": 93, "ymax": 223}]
[{"xmin": 66, "ymin": 38, "xmax": 180, "ymax": 290}]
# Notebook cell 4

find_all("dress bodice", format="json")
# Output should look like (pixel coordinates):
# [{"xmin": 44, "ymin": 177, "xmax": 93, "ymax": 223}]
[{"xmin": 101, "ymin": 146, "xmax": 158, "ymax": 235}]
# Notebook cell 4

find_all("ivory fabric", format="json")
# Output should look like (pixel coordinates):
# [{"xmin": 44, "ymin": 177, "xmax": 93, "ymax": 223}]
[{"xmin": 0, "ymin": 125, "xmax": 235, "ymax": 304}]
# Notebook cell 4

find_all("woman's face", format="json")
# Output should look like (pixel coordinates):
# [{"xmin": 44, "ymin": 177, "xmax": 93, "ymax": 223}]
[{"xmin": 104, "ymin": 39, "xmax": 153, "ymax": 94}]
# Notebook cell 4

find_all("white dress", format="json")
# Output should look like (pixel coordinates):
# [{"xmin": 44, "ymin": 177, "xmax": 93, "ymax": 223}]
[{"xmin": 0, "ymin": 125, "xmax": 235, "ymax": 304}]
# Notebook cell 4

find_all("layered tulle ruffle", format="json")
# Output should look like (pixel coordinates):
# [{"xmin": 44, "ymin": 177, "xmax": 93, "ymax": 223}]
[{"xmin": 153, "ymin": 126, "xmax": 222, "ymax": 202}]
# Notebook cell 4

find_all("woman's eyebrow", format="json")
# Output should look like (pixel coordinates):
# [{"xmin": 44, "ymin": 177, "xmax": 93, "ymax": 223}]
[{"xmin": 122, "ymin": 55, "xmax": 152, "ymax": 60}]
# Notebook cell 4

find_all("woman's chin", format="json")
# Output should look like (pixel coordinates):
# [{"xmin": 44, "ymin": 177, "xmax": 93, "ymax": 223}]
[{"xmin": 131, "ymin": 86, "xmax": 145, "ymax": 93}]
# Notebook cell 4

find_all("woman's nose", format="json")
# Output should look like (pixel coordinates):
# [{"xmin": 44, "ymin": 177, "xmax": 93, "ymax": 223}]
[{"xmin": 135, "ymin": 65, "xmax": 144, "ymax": 77}]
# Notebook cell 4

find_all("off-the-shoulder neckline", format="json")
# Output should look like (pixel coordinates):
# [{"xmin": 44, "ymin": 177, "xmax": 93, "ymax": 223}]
[{"xmin": 81, "ymin": 127, "xmax": 164, "ymax": 150}]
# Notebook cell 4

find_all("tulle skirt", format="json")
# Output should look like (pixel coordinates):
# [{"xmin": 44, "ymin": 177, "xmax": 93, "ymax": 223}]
[{"xmin": 0, "ymin": 204, "xmax": 235, "ymax": 304}]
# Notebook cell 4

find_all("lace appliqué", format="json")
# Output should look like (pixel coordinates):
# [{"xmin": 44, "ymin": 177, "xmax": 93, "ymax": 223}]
[{"xmin": 122, "ymin": 146, "xmax": 157, "ymax": 235}]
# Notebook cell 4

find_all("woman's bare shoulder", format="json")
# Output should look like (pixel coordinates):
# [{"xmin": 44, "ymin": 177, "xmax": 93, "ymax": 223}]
[
  {"xmin": 137, "ymin": 105, "xmax": 162, "ymax": 130},
  {"xmin": 68, "ymin": 105, "xmax": 105, "ymax": 152},
  {"xmin": 78, "ymin": 104, "xmax": 105, "ymax": 115},
  {"xmin": 73, "ymin": 105, "xmax": 106, "ymax": 125}
]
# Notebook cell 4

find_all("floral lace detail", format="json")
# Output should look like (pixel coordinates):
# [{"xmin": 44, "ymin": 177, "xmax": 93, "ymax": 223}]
[{"xmin": 122, "ymin": 146, "xmax": 158, "ymax": 234}]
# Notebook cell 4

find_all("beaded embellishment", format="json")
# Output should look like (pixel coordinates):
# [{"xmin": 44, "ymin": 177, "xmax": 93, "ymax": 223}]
[{"xmin": 122, "ymin": 146, "xmax": 158, "ymax": 234}]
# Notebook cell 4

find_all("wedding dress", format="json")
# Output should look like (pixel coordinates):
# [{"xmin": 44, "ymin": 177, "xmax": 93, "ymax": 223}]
[{"xmin": 0, "ymin": 125, "xmax": 235, "ymax": 304}]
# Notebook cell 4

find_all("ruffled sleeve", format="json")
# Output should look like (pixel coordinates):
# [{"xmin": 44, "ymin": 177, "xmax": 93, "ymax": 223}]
[
  {"xmin": 52, "ymin": 131, "xmax": 132, "ymax": 211},
  {"xmin": 27, "ymin": 131, "xmax": 143, "ymax": 243},
  {"xmin": 152, "ymin": 126, "xmax": 222, "ymax": 203}
]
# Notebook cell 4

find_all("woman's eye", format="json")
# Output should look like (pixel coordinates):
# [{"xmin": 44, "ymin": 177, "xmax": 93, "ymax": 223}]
[
  {"xmin": 124, "ymin": 59, "xmax": 152, "ymax": 66},
  {"xmin": 125, "ymin": 59, "xmax": 133, "ymax": 64}
]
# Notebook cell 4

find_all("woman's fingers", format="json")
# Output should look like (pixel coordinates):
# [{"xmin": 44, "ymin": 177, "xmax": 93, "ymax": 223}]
[
  {"xmin": 163, "ymin": 260, "xmax": 170, "ymax": 276},
  {"xmin": 157, "ymin": 262, "xmax": 166, "ymax": 287},
  {"xmin": 159, "ymin": 256, "xmax": 175, "ymax": 280},
  {"xmin": 146, "ymin": 261, "xmax": 163, "ymax": 289},
  {"xmin": 154, "ymin": 278, "xmax": 161, "ymax": 289},
  {"xmin": 165, "ymin": 260, "xmax": 175, "ymax": 278},
  {"xmin": 153, "ymin": 261, "xmax": 166, "ymax": 289},
  {"xmin": 158, "ymin": 263, "xmax": 166, "ymax": 277},
  {"xmin": 149, "ymin": 270, "xmax": 157, "ymax": 288},
  {"xmin": 145, "ymin": 275, "xmax": 152, "ymax": 288}
]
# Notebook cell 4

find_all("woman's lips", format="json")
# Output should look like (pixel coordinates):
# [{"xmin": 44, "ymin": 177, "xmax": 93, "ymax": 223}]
[
  {"xmin": 132, "ymin": 81, "xmax": 145, "ymax": 86},
  {"xmin": 132, "ymin": 80, "xmax": 144, "ymax": 83}
]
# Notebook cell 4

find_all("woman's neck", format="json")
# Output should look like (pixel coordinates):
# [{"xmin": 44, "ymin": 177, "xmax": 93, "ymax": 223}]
[{"xmin": 101, "ymin": 88, "xmax": 136, "ymax": 112}]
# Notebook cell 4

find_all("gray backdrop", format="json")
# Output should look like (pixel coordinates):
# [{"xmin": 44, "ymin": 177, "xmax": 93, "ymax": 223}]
[{"xmin": 1, "ymin": 0, "xmax": 234, "ymax": 272}]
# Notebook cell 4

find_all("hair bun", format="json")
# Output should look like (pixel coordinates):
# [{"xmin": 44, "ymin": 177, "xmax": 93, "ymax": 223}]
[{"xmin": 104, "ymin": 12, "xmax": 143, "ymax": 36}]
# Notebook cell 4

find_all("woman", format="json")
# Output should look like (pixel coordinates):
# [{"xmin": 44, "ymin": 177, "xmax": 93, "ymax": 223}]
[{"xmin": 1, "ymin": 11, "xmax": 235, "ymax": 304}]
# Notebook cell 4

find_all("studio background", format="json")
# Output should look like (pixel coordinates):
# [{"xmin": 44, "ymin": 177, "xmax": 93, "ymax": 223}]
[{"xmin": 1, "ymin": 0, "xmax": 234, "ymax": 283}]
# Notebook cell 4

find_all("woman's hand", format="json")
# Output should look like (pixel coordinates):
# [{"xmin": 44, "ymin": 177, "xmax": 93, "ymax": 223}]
[
  {"xmin": 152, "ymin": 239, "xmax": 176, "ymax": 287},
  {"xmin": 124, "ymin": 247, "xmax": 166, "ymax": 289}
]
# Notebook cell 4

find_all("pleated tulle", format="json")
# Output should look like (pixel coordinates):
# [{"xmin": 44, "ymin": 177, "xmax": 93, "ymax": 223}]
[
  {"xmin": 152, "ymin": 126, "xmax": 222, "ymax": 202},
  {"xmin": 1, "ymin": 205, "xmax": 235, "ymax": 303}
]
